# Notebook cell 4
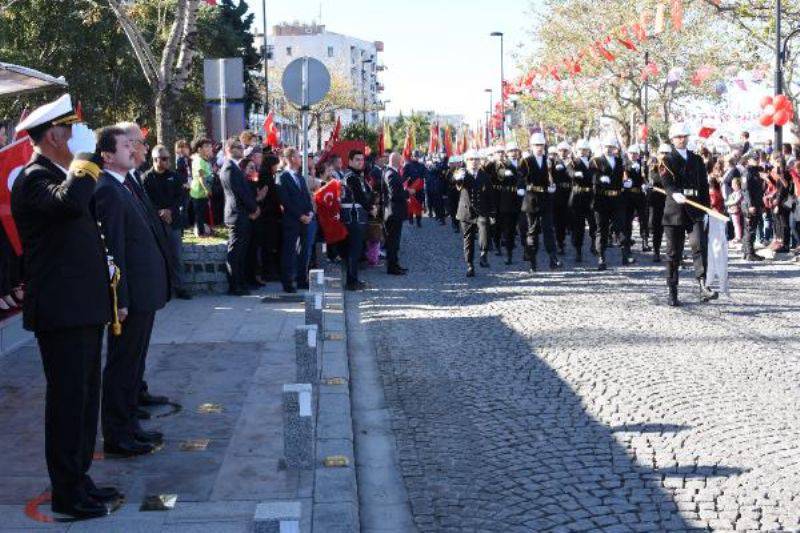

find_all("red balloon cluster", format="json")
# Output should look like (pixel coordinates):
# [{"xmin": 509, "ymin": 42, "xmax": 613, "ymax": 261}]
[{"xmin": 759, "ymin": 95, "xmax": 794, "ymax": 127}]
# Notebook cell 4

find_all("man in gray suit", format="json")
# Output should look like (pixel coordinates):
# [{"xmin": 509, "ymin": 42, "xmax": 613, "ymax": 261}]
[
  {"xmin": 219, "ymin": 137, "xmax": 259, "ymax": 295},
  {"xmin": 94, "ymin": 126, "xmax": 170, "ymax": 457}
]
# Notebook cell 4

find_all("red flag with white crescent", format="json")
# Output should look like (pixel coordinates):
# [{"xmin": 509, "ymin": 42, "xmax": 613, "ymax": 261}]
[
  {"xmin": 314, "ymin": 179, "xmax": 348, "ymax": 244},
  {"xmin": 0, "ymin": 137, "xmax": 32, "ymax": 256}
]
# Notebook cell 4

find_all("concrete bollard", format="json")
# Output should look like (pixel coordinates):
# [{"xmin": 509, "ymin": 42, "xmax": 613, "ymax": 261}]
[
  {"xmin": 304, "ymin": 291, "xmax": 323, "ymax": 330},
  {"xmin": 308, "ymin": 268, "xmax": 325, "ymax": 293},
  {"xmin": 254, "ymin": 501, "xmax": 301, "ymax": 533},
  {"xmin": 282, "ymin": 383, "xmax": 313, "ymax": 469},
  {"xmin": 295, "ymin": 324, "xmax": 319, "ymax": 384}
]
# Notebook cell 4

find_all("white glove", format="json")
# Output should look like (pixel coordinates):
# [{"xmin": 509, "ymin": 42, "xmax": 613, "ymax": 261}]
[
  {"xmin": 672, "ymin": 192, "xmax": 687, "ymax": 205},
  {"xmin": 547, "ymin": 184, "xmax": 557, "ymax": 194},
  {"xmin": 556, "ymin": 164, "xmax": 565, "ymax": 171},
  {"xmin": 599, "ymin": 176, "xmax": 611, "ymax": 184},
  {"xmin": 67, "ymin": 123, "xmax": 96, "ymax": 155},
  {"xmin": 503, "ymin": 170, "xmax": 513, "ymax": 177},
  {"xmin": 623, "ymin": 179, "xmax": 633, "ymax": 189},
  {"xmin": 574, "ymin": 171, "xmax": 583, "ymax": 177},
  {"xmin": 516, "ymin": 189, "xmax": 525, "ymax": 197}
]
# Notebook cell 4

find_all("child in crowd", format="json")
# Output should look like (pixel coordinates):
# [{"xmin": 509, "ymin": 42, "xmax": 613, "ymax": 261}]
[{"xmin": 725, "ymin": 176, "xmax": 744, "ymax": 244}]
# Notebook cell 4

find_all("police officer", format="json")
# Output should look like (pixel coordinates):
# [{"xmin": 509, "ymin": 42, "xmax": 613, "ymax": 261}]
[
  {"xmin": 567, "ymin": 140, "xmax": 597, "ymax": 262},
  {"xmin": 660, "ymin": 123, "xmax": 718, "ymax": 306},
  {"xmin": 623, "ymin": 144, "xmax": 650, "ymax": 253},
  {"xmin": 11, "ymin": 95, "xmax": 122, "ymax": 519},
  {"xmin": 455, "ymin": 150, "xmax": 495, "ymax": 277},
  {"xmin": 552, "ymin": 141, "xmax": 573, "ymax": 255},
  {"xmin": 520, "ymin": 133, "xmax": 561, "ymax": 272},
  {"xmin": 590, "ymin": 139, "xmax": 628, "ymax": 270}
]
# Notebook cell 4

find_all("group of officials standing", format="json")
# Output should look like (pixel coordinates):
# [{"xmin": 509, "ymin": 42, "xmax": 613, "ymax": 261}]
[
  {"xmin": 11, "ymin": 95, "xmax": 175, "ymax": 519},
  {"xmin": 449, "ymin": 123, "xmax": 719, "ymax": 306}
]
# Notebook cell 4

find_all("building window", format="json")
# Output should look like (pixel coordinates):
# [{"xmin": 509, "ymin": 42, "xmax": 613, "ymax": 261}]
[
  {"xmin": 286, "ymin": 46, "xmax": 292, "ymax": 56},
  {"xmin": 327, "ymin": 46, "xmax": 334, "ymax": 57}
]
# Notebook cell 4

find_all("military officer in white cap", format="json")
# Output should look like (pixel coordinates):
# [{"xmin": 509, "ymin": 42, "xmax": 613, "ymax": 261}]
[
  {"xmin": 590, "ymin": 137, "xmax": 630, "ymax": 270},
  {"xmin": 519, "ymin": 132, "xmax": 561, "ymax": 272},
  {"xmin": 623, "ymin": 144, "xmax": 650, "ymax": 253},
  {"xmin": 567, "ymin": 139, "xmax": 597, "ymax": 262},
  {"xmin": 505, "ymin": 142, "xmax": 528, "ymax": 254},
  {"xmin": 11, "ymin": 94, "xmax": 122, "ymax": 518},
  {"xmin": 660, "ymin": 123, "xmax": 717, "ymax": 306},
  {"xmin": 455, "ymin": 149, "xmax": 496, "ymax": 276},
  {"xmin": 552, "ymin": 141, "xmax": 573, "ymax": 255}
]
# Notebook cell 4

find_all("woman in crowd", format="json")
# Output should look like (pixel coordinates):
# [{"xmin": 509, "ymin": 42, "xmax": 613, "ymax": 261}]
[
  {"xmin": 709, "ymin": 160, "xmax": 725, "ymax": 214},
  {"xmin": 190, "ymin": 138, "xmax": 214, "ymax": 237},
  {"xmin": 258, "ymin": 150, "xmax": 283, "ymax": 281}
]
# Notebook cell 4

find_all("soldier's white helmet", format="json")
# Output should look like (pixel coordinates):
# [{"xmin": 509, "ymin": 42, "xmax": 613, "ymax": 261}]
[
  {"xmin": 627, "ymin": 144, "xmax": 641, "ymax": 153},
  {"xmin": 657, "ymin": 143, "xmax": 672, "ymax": 154},
  {"xmin": 463, "ymin": 149, "xmax": 480, "ymax": 160},
  {"xmin": 602, "ymin": 138, "xmax": 619, "ymax": 148},
  {"xmin": 529, "ymin": 132, "xmax": 547, "ymax": 146},
  {"xmin": 547, "ymin": 146, "xmax": 558, "ymax": 155},
  {"xmin": 505, "ymin": 142, "xmax": 520, "ymax": 152},
  {"xmin": 576, "ymin": 139, "xmax": 591, "ymax": 151},
  {"xmin": 668, "ymin": 122, "xmax": 691, "ymax": 139},
  {"xmin": 557, "ymin": 141, "xmax": 571, "ymax": 151}
]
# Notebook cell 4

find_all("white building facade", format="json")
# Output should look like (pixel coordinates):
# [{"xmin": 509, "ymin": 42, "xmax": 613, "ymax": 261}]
[{"xmin": 256, "ymin": 23, "xmax": 385, "ymax": 134}]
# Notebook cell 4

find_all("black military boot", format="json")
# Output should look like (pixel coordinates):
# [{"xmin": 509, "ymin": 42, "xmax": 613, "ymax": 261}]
[
  {"xmin": 529, "ymin": 260, "xmax": 537, "ymax": 274},
  {"xmin": 642, "ymin": 236, "xmax": 652, "ymax": 252},
  {"xmin": 622, "ymin": 250, "xmax": 636, "ymax": 266},
  {"xmin": 505, "ymin": 249, "xmax": 513, "ymax": 266},
  {"xmin": 575, "ymin": 249, "xmax": 583, "ymax": 263},
  {"xmin": 597, "ymin": 256, "xmax": 607, "ymax": 271},
  {"xmin": 466, "ymin": 263, "xmax": 475, "ymax": 277},
  {"xmin": 698, "ymin": 279, "xmax": 719, "ymax": 302},
  {"xmin": 668, "ymin": 284, "xmax": 680, "ymax": 307},
  {"xmin": 653, "ymin": 249, "xmax": 661, "ymax": 263},
  {"xmin": 549, "ymin": 255, "xmax": 562, "ymax": 270},
  {"xmin": 479, "ymin": 254, "xmax": 490, "ymax": 268}
]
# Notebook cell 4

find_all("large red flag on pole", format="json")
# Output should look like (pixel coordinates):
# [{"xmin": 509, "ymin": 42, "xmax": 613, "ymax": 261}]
[
  {"xmin": 314, "ymin": 179, "xmax": 348, "ymax": 244},
  {"xmin": 444, "ymin": 125, "xmax": 453, "ymax": 157},
  {"xmin": 402, "ymin": 125, "xmax": 415, "ymax": 160},
  {"xmin": 377, "ymin": 125, "xmax": 385, "ymax": 157},
  {"xmin": 0, "ymin": 137, "xmax": 31, "ymax": 256},
  {"xmin": 263, "ymin": 111, "xmax": 280, "ymax": 148}
]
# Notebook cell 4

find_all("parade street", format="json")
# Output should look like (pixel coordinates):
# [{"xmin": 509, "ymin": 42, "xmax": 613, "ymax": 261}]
[{"xmin": 351, "ymin": 222, "xmax": 800, "ymax": 533}]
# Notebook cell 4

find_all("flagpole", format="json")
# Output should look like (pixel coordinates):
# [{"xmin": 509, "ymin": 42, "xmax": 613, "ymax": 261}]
[{"xmin": 261, "ymin": 0, "xmax": 269, "ymax": 115}]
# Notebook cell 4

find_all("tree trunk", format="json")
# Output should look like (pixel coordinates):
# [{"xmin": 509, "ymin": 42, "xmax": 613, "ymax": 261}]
[
  {"xmin": 317, "ymin": 115, "xmax": 323, "ymax": 151},
  {"xmin": 155, "ymin": 89, "xmax": 177, "ymax": 151}
]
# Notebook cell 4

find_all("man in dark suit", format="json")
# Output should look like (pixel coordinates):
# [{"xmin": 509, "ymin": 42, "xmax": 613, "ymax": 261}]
[
  {"xmin": 660, "ymin": 123, "xmax": 717, "ymax": 307},
  {"xmin": 117, "ymin": 122, "xmax": 174, "ymax": 412},
  {"xmin": 276, "ymin": 147, "xmax": 314, "ymax": 293},
  {"xmin": 219, "ymin": 137, "xmax": 259, "ymax": 295},
  {"xmin": 143, "ymin": 144, "xmax": 192, "ymax": 300},
  {"xmin": 94, "ymin": 126, "xmax": 170, "ymax": 457},
  {"xmin": 455, "ymin": 150, "xmax": 495, "ymax": 277},
  {"xmin": 11, "ymin": 95, "xmax": 121, "ymax": 519},
  {"xmin": 383, "ymin": 152, "xmax": 409, "ymax": 275}
]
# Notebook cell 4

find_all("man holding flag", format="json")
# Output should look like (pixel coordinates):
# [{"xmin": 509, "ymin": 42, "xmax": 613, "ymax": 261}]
[{"xmin": 659, "ymin": 123, "xmax": 719, "ymax": 307}]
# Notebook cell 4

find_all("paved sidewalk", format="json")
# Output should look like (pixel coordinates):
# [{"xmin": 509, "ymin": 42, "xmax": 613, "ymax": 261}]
[{"xmin": 0, "ymin": 287, "xmax": 313, "ymax": 532}]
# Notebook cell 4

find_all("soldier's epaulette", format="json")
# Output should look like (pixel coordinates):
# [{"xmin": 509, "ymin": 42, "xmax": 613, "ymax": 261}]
[{"xmin": 69, "ymin": 159, "xmax": 102, "ymax": 181}]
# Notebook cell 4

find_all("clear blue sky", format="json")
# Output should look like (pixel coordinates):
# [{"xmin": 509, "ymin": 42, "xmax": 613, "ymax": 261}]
[{"xmin": 244, "ymin": 0, "xmax": 538, "ymax": 125}]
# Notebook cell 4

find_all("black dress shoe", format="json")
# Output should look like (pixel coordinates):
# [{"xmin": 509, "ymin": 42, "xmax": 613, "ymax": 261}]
[
  {"xmin": 139, "ymin": 392, "xmax": 169, "ymax": 406},
  {"xmin": 668, "ymin": 286, "xmax": 680, "ymax": 307},
  {"xmin": 479, "ymin": 255, "xmax": 490, "ymax": 268},
  {"xmin": 549, "ymin": 256, "xmax": 562, "ymax": 270},
  {"xmin": 597, "ymin": 260, "xmax": 607, "ymax": 271},
  {"xmin": 103, "ymin": 440, "xmax": 156, "ymax": 457},
  {"xmin": 653, "ymin": 252, "xmax": 661, "ymax": 263},
  {"xmin": 87, "ymin": 486, "xmax": 124, "ymax": 504},
  {"xmin": 466, "ymin": 265, "xmax": 475, "ymax": 277},
  {"xmin": 387, "ymin": 267, "xmax": 407, "ymax": 276},
  {"xmin": 51, "ymin": 495, "xmax": 109, "ymax": 519},
  {"xmin": 283, "ymin": 285, "xmax": 297, "ymax": 294},
  {"xmin": 174, "ymin": 288, "xmax": 193, "ymax": 300},
  {"xmin": 745, "ymin": 254, "xmax": 764, "ymax": 262},
  {"xmin": 136, "ymin": 407, "xmax": 151, "ymax": 420},
  {"xmin": 134, "ymin": 429, "xmax": 164, "ymax": 443},
  {"xmin": 397, "ymin": 266, "xmax": 408, "ymax": 272},
  {"xmin": 575, "ymin": 251, "xmax": 583, "ymax": 263}
]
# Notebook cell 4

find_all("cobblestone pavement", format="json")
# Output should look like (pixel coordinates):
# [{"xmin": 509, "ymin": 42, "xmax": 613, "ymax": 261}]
[{"xmin": 353, "ymin": 218, "xmax": 800, "ymax": 533}]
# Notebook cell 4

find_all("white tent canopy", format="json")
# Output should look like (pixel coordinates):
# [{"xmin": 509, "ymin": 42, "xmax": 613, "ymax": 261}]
[{"xmin": 0, "ymin": 62, "xmax": 67, "ymax": 97}]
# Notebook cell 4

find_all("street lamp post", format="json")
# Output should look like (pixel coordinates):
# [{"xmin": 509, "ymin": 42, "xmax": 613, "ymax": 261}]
[
  {"xmin": 484, "ymin": 88, "xmax": 493, "ymax": 135},
  {"xmin": 775, "ymin": 0, "xmax": 784, "ymax": 173},
  {"xmin": 268, "ymin": 0, "xmax": 269, "ymax": 117},
  {"xmin": 361, "ymin": 58, "xmax": 373, "ymax": 131},
  {"xmin": 490, "ymin": 31, "xmax": 505, "ymax": 142}
]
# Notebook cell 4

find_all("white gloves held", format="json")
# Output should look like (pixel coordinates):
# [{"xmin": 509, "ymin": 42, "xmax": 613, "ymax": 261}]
[
  {"xmin": 623, "ymin": 179, "xmax": 633, "ymax": 189},
  {"xmin": 547, "ymin": 184, "xmax": 557, "ymax": 194},
  {"xmin": 599, "ymin": 176, "xmax": 611, "ymax": 185},
  {"xmin": 516, "ymin": 189, "xmax": 525, "ymax": 197},
  {"xmin": 672, "ymin": 192, "xmax": 688, "ymax": 205},
  {"xmin": 67, "ymin": 123, "xmax": 96, "ymax": 156}
]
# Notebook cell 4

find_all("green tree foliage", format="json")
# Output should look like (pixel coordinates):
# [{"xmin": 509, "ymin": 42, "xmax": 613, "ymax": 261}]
[
  {"xmin": 0, "ymin": 0, "xmax": 259, "ymax": 146},
  {"xmin": 341, "ymin": 122, "xmax": 379, "ymax": 153}
]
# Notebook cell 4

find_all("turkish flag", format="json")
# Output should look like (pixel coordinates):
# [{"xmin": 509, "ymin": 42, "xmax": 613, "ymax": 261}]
[
  {"xmin": 699, "ymin": 127, "xmax": 717, "ymax": 139},
  {"xmin": 402, "ymin": 125, "xmax": 415, "ymax": 160},
  {"xmin": 444, "ymin": 125, "xmax": 453, "ymax": 158},
  {"xmin": 314, "ymin": 179, "xmax": 348, "ymax": 244},
  {"xmin": 0, "ymin": 137, "xmax": 31, "ymax": 256},
  {"xmin": 263, "ymin": 111, "xmax": 280, "ymax": 148}
]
